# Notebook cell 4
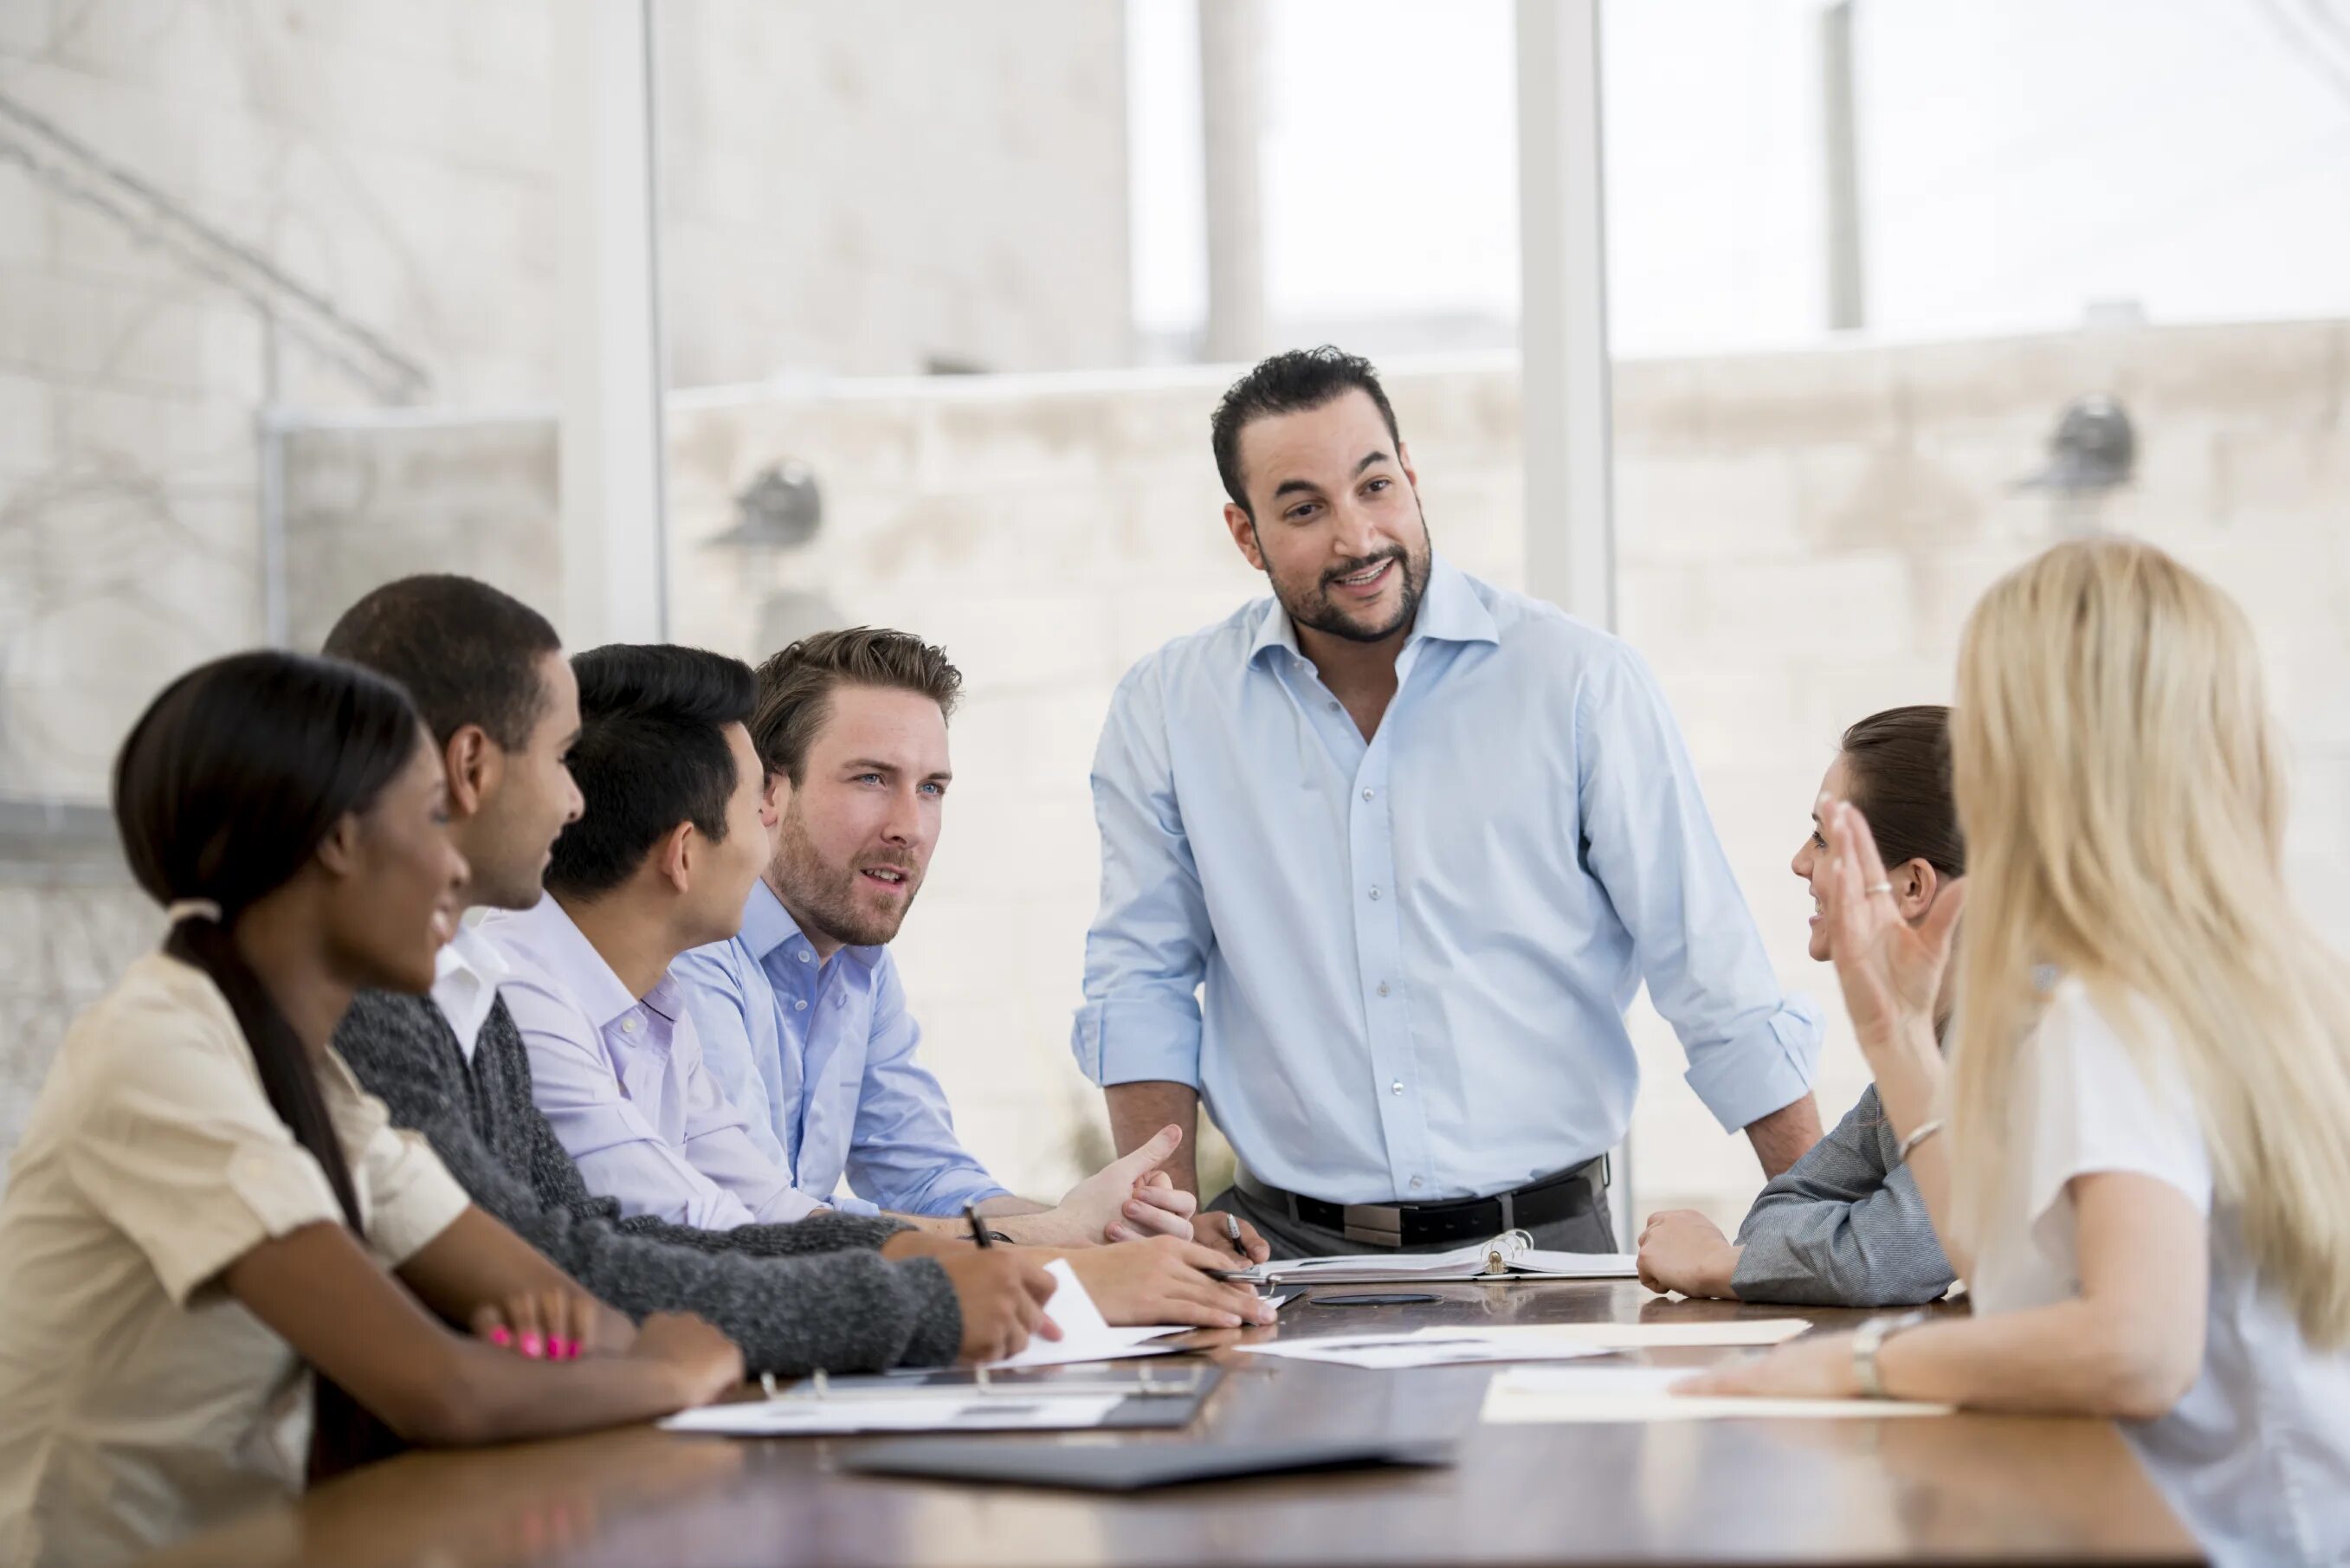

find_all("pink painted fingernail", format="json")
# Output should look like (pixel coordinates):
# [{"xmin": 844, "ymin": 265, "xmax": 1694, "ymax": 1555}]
[
  {"xmin": 520, "ymin": 1332, "xmax": 544, "ymax": 1358},
  {"xmin": 554, "ymin": 1338, "xmax": 578, "ymax": 1360},
  {"xmin": 488, "ymin": 1326, "xmax": 512, "ymax": 1348}
]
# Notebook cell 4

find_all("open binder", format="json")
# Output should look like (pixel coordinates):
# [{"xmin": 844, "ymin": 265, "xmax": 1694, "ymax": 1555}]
[{"xmin": 1232, "ymin": 1229, "xmax": 1640, "ymax": 1287}]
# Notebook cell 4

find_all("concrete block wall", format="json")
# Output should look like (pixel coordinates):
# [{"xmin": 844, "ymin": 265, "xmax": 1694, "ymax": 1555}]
[
  {"xmin": 8, "ymin": 320, "xmax": 2347, "ymax": 1225},
  {"xmin": 0, "ymin": 0, "xmax": 1128, "ymax": 801}
]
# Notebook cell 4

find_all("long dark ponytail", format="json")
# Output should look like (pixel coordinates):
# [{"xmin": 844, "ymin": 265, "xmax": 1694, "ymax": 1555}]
[{"xmin": 113, "ymin": 649, "xmax": 426, "ymax": 1483}]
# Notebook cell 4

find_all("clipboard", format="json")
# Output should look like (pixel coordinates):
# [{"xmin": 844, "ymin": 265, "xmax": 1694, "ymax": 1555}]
[
  {"xmin": 784, "ymin": 1362, "xmax": 1224, "ymax": 1431},
  {"xmin": 661, "ymin": 1361, "xmax": 1228, "ymax": 1438}
]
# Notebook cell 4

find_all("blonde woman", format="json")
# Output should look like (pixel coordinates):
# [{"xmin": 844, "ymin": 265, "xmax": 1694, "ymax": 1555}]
[{"xmin": 1686, "ymin": 539, "xmax": 2350, "ymax": 1565}]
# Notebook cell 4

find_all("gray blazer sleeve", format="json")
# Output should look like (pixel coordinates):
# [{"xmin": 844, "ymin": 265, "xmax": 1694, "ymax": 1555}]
[{"xmin": 1729, "ymin": 1083, "xmax": 1955, "ymax": 1307}]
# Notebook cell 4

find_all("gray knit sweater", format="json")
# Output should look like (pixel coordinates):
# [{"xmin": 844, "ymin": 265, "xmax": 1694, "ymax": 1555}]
[
  {"xmin": 1729, "ymin": 1083, "xmax": 1957, "ymax": 1307},
  {"xmin": 333, "ymin": 989, "xmax": 962, "ymax": 1371}
]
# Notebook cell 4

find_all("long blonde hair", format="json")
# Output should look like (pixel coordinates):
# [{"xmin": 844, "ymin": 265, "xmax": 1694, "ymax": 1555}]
[{"xmin": 1947, "ymin": 538, "xmax": 2350, "ymax": 1345}]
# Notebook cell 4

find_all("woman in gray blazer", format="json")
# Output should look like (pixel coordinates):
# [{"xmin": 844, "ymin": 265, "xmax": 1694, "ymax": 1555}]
[{"xmin": 1636, "ymin": 706, "xmax": 1962, "ymax": 1307}]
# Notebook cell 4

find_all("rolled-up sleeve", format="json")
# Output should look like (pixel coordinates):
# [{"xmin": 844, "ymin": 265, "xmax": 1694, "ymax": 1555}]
[
  {"xmin": 1574, "ymin": 642, "xmax": 1821, "ymax": 1132},
  {"xmin": 1072, "ymin": 661, "xmax": 1213, "ymax": 1089},
  {"xmin": 1733, "ymin": 1086, "xmax": 1954, "ymax": 1307}
]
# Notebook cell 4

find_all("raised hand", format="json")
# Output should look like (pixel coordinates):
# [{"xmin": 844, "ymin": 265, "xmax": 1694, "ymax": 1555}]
[{"xmin": 1818, "ymin": 797, "xmax": 1966, "ymax": 1059}]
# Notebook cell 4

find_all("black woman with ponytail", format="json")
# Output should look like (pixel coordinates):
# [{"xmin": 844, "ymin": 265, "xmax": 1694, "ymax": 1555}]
[{"xmin": 0, "ymin": 651, "xmax": 743, "ymax": 1568}]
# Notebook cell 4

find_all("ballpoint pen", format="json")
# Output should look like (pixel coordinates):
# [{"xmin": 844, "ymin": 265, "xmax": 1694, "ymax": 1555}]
[
  {"xmin": 1224, "ymin": 1212, "xmax": 1248, "ymax": 1258},
  {"xmin": 964, "ymin": 1202, "xmax": 993, "ymax": 1249}
]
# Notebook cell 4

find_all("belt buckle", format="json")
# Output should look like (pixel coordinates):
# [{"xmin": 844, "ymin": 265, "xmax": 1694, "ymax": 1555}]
[{"xmin": 1340, "ymin": 1203, "xmax": 1404, "ymax": 1248}]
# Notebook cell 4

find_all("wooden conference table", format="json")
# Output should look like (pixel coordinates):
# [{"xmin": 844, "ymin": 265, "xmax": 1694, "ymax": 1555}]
[{"xmin": 146, "ymin": 1281, "xmax": 2202, "ymax": 1568}]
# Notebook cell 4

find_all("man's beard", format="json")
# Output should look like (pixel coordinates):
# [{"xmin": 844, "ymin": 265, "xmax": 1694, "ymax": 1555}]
[
  {"xmin": 770, "ymin": 800, "xmax": 920, "ymax": 949},
  {"xmin": 1273, "ymin": 532, "xmax": 1432, "ymax": 645}
]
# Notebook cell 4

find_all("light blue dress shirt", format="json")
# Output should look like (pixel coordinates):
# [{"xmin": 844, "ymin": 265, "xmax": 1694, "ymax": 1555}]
[
  {"xmin": 674, "ymin": 881, "xmax": 1012, "ymax": 1217},
  {"xmin": 1073, "ymin": 555, "xmax": 1819, "ymax": 1206},
  {"xmin": 482, "ymin": 893, "xmax": 820, "ymax": 1227}
]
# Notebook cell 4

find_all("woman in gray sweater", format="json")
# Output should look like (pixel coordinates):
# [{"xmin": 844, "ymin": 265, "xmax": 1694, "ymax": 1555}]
[{"xmin": 1637, "ymin": 706, "xmax": 1962, "ymax": 1307}]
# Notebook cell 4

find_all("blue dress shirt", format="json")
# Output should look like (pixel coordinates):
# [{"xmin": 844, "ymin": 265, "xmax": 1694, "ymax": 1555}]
[
  {"xmin": 1073, "ymin": 555, "xmax": 1819, "ymax": 1206},
  {"xmin": 674, "ymin": 881, "xmax": 1012, "ymax": 1217},
  {"xmin": 482, "ymin": 894, "xmax": 820, "ymax": 1227}
]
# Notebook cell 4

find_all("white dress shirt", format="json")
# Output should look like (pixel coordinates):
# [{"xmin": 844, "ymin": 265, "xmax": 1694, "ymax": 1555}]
[{"xmin": 429, "ymin": 914, "xmax": 508, "ymax": 1063}]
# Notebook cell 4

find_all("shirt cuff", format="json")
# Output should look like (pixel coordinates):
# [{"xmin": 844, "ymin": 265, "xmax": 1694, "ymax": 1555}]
[
  {"xmin": 1073, "ymin": 996, "xmax": 1203, "ymax": 1087},
  {"xmin": 823, "ymin": 1189, "xmax": 881, "ymax": 1217},
  {"xmin": 1682, "ymin": 996, "xmax": 1823, "ymax": 1134}
]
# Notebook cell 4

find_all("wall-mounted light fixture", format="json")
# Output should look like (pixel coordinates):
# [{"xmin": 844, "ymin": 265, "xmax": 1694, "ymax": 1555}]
[
  {"xmin": 708, "ymin": 460, "xmax": 823, "ymax": 550},
  {"xmin": 2018, "ymin": 394, "xmax": 2135, "ymax": 494}
]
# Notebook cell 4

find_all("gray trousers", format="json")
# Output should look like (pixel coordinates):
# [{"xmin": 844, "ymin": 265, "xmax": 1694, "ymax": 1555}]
[{"xmin": 1207, "ymin": 1181, "xmax": 1617, "ymax": 1262}]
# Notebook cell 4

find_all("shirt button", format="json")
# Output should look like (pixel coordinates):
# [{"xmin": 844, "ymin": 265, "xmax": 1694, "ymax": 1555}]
[
  {"xmin": 1368, "ymin": 886, "xmax": 1380, "ymax": 901},
  {"xmin": 798, "ymin": 950, "xmax": 813, "ymax": 963},
  {"xmin": 1410, "ymin": 1176, "xmax": 1424, "ymax": 1191},
  {"xmin": 1390, "ymin": 1080, "xmax": 1404, "ymax": 1095},
  {"xmin": 1327, "ymin": 700, "xmax": 1340, "ymax": 713},
  {"xmin": 1362, "ymin": 788, "xmax": 1374, "ymax": 802},
  {"xmin": 1377, "ymin": 982, "xmax": 1390, "ymax": 997},
  {"xmin": 794, "ymin": 998, "xmax": 808, "ymax": 1011},
  {"xmin": 620, "ymin": 1016, "xmax": 641, "ymax": 1035},
  {"xmin": 833, "ymin": 993, "xmax": 845, "ymax": 1007}
]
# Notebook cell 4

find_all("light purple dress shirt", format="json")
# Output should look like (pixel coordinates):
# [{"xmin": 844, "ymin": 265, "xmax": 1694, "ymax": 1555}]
[{"xmin": 481, "ymin": 893, "xmax": 821, "ymax": 1227}]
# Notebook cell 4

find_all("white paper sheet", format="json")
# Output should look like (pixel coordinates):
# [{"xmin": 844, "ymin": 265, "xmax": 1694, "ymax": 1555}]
[
  {"xmin": 1508, "ymin": 1250, "xmax": 1641, "ymax": 1279},
  {"xmin": 1482, "ymin": 1364, "xmax": 1953, "ymax": 1423},
  {"xmin": 1234, "ymin": 1242, "xmax": 1641, "ymax": 1285},
  {"xmin": 1452, "ymin": 1319, "xmax": 1816, "ymax": 1350},
  {"xmin": 662, "ymin": 1392, "xmax": 1127, "ymax": 1437},
  {"xmin": 988, "ymin": 1259, "xmax": 1194, "ymax": 1369},
  {"xmin": 1236, "ymin": 1328, "xmax": 1614, "ymax": 1369}
]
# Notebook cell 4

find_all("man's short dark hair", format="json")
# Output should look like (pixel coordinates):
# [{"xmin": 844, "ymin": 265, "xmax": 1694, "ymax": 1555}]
[
  {"xmin": 1210, "ymin": 345, "xmax": 1404, "ymax": 519},
  {"xmin": 321, "ymin": 574, "xmax": 561, "ymax": 750},
  {"xmin": 546, "ymin": 645, "xmax": 757, "ymax": 899},
  {"xmin": 751, "ymin": 628, "xmax": 962, "ymax": 786}
]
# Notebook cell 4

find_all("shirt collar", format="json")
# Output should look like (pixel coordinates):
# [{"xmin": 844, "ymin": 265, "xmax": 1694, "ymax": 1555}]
[
  {"xmin": 505, "ymin": 892, "xmax": 645, "ymax": 1033},
  {"xmin": 742, "ymin": 879, "xmax": 883, "ymax": 974},
  {"xmin": 429, "ymin": 914, "xmax": 509, "ymax": 1061},
  {"xmin": 1244, "ymin": 552, "xmax": 1498, "ymax": 669}
]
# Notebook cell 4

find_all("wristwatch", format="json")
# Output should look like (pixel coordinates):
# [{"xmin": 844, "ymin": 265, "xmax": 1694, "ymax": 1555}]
[{"xmin": 1851, "ymin": 1310, "xmax": 1931, "ymax": 1399}]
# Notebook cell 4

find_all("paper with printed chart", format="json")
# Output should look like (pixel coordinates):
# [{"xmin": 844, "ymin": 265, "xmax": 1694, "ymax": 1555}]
[{"xmin": 1482, "ymin": 1364, "xmax": 1954, "ymax": 1423}]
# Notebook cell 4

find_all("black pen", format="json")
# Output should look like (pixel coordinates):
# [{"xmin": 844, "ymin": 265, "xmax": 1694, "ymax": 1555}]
[
  {"xmin": 963, "ymin": 1202, "xmax": 993, "ymax": 1249},
  {"xmin": 1223, "ymin": 1212, "xmax": 1248, "ymax": 1259}
]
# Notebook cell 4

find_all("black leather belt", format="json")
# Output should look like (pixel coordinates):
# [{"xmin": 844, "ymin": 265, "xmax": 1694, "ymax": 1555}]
[{"xmin": 1235, "ymin": 1155, "xmax": 1611, "ymax": 1249}]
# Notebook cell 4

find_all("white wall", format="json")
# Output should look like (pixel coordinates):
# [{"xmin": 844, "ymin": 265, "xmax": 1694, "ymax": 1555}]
[{"xmin": 0, "ymin": 0, "xmax": 1130, "ymax": 800}]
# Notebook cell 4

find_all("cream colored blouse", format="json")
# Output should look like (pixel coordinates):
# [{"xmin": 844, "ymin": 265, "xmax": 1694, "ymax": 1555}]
[{"xmin": 0, "ymin": 952, "xmax": 469, "ymax": 1567}]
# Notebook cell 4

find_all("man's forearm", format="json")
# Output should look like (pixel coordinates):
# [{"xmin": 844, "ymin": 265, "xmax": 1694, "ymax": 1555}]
[
  {"xmin": 1105, "ymin": 1081, "xmax": 1199, "ymax": 1197},
  {"xmin": 1743, "ymin": 1094, "xmax": 1823, "ymax": 1180}
]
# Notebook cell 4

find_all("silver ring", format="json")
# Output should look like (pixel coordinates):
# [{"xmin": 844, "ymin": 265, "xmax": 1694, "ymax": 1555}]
[{"xmin": 1865, "ymin": 880, "xmax": 1895, "ymax": 896}]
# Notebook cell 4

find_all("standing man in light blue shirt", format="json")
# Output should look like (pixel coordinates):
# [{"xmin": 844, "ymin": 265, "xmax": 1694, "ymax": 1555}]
[
  {"xmin": 1076, "ymin": 346, "xmax": 1824, "ymax": 1259},
  {"xmin": 677, "ymin": 629, "xmax": 1270, "ymax": 1261}
]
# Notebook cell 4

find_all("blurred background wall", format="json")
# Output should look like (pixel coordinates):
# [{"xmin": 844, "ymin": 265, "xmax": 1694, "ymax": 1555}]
[{"xmin": 5, "ymin": 1, "xmax": 2348, "ymax": 1225}]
